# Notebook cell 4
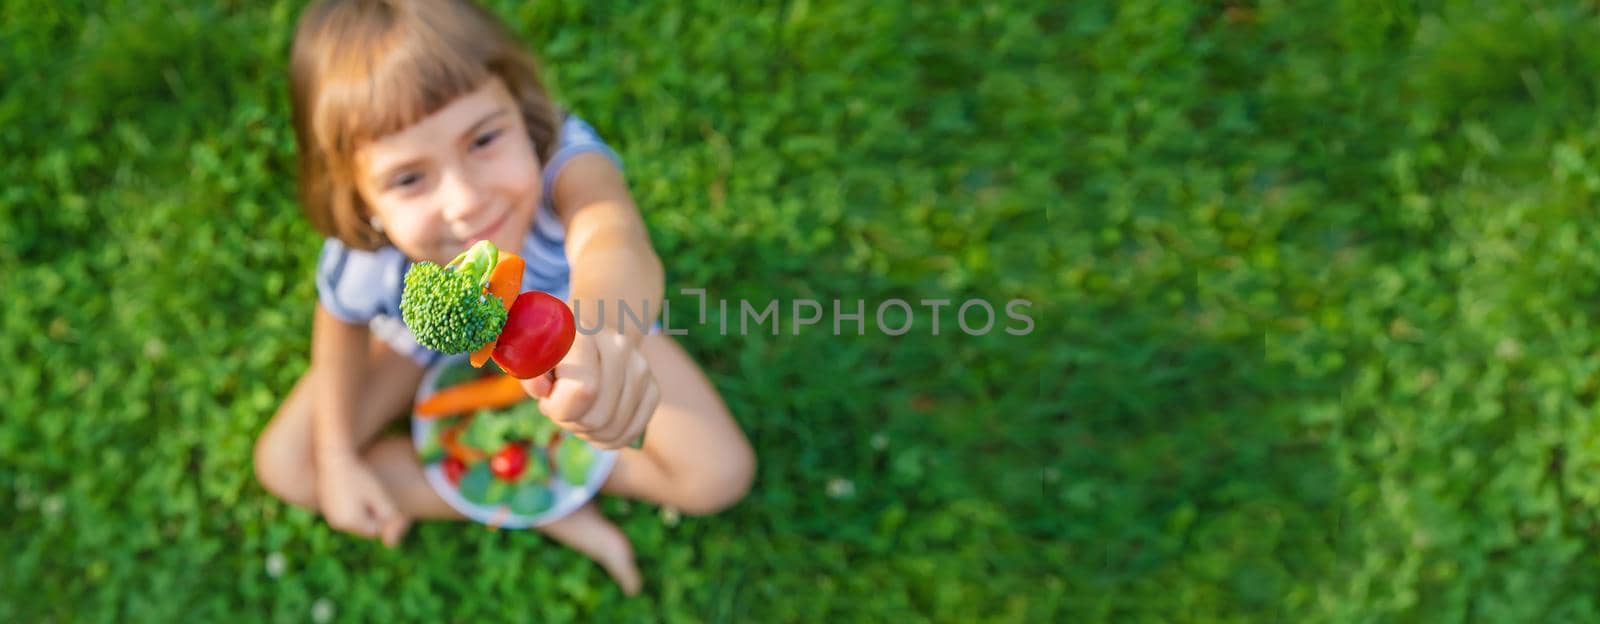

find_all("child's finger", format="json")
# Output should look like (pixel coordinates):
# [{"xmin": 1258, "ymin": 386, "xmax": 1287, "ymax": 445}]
[
  {"xmin": 380, "ymin": 515, "xmax": 411, "ymax": 548},
  {"xmin": 366, "ymin": 493, "xmax": 401, "ymax": 537},
  {"xmin": 545, "ymin": 340, "xmax": 600, "ymax": 426},
  {"xmin": 618, "ymin": 379, "xmax": 659, "ymax": 449},
  {"xmin": 334, "ymin": 512, "xmax": 379, "ymax": 539},
  {"xmin": 546, "ymin": 379, "xmax": 598, "ymax": 429},
  {"xmin": 523, "ymin": 371, "xmax": 556, "ymax": 399},
  {"xmin": 592, "ymin": 356, "xmax": 651, "ymax": 446},
  {"xmin": 574, "ymin": 334, "xmax": 630, "ymax": 433}
]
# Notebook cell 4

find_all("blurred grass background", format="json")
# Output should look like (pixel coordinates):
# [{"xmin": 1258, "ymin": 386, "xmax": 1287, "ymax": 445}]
[{"xmin": 4, "ymin": 0, "xmax": 1600, "ymax": 621}]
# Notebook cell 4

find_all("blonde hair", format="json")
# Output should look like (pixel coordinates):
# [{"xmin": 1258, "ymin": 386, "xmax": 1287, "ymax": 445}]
[{"xmin": 289, "ymin": 0, "xmax": 560, "ymax": 250}]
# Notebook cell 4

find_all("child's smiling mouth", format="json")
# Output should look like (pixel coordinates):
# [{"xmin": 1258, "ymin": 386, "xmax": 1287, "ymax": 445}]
[{"xmin": 462, "ymin": 211, "xmax": 509, "ymax": 247}]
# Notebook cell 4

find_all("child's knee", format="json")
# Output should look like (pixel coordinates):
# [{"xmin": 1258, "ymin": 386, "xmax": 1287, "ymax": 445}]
[
  {"xmin": 678, "ymin": 442, "xmax": 755, "ymax": 516},
  {"xmin": 253, "ymin": 417, "xmax": 317, "ymax": 510}
]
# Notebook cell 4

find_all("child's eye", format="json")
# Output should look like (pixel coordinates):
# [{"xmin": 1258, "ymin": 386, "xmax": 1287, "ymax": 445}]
[
  {"xmin": 391, "ymin": 172, "xmax": 423, "ymax": 189},
  {"xmin": 472, "ymin": 130, "xmax": 502, "ymax": 150}
]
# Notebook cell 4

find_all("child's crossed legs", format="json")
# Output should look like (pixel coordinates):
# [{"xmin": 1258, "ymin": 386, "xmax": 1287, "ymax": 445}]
[{"xmin": 254, "ymin": 332, "xmax": 754, "ymax": 595}]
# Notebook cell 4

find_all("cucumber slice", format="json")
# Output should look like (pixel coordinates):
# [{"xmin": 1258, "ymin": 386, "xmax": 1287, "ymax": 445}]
[
  {"xmin": 484, "ymin": 479, "xmax": 512, "ymax": 505},
  {"xmin": 462, "ymin": 411, "xmax": 508, "ymax": 451},
  {"xmin": 515, "ymin": 447, "xmax": 551, "ymax": 485},
  {"xmin": 555, "ymin": 435, "xmax": 596, "ymax": 486},
  {"xmin": 457, "ymin": 462, "xmax": 495, "ymax": 504},
  {"xmin": 508, "ymin": 483, "xmax": 553, "ymax": 516},
  {"xmin": 417, "ymin": 437, "xmax": 445, "ymax": 464}
]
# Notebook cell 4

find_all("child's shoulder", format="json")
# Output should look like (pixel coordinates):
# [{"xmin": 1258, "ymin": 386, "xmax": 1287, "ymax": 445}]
[
  {"xmin": 545, "ymin": 113, "xmax": 623, "ymax": 183},
  {"xmin": 314, "ymin": 237, "xmax": 409, "ymax": 324},
  {"xmin": 554, "ymin": 113, "xmax": 603, "ymax": 147}
]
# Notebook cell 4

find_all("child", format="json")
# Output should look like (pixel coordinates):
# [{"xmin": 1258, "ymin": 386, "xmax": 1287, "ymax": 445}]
[{"xmin": 252, "ymin": 0, "xmax": 756, "ymax": 595}]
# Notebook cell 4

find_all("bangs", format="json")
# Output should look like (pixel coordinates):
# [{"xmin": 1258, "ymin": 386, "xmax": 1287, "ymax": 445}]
[{"xmin": 302, "ymin": 2, "xmax": 496, "ymax": 174}]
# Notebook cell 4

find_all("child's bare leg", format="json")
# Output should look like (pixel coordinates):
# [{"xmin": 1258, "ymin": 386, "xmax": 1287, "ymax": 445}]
[
  {"xmin": 365, "ymin": 437, "xmax": 640, "ymax": 595},
  {"xmin": 254, "ymin": 337, "xmax": 423, "ymax": 510},
  {"xmin": 537, "ymin": 502, "xmax": 641, "ymax": 595},
  {"xmin": 261, "ymin": 334, "xmax": 646, "ymax": 592},
  {"xmin": 362, "ymin": 436, "xmax": 463, "ymax": 520},
  {"xmin": 600, "ymin": 333, "xmax": 756, "ymax": 515}
]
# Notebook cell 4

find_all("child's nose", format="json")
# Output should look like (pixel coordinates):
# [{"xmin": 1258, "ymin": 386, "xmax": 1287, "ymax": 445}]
[{"xmin": 439, "ymin": 169, "xmax": 489, "ymax": 223}]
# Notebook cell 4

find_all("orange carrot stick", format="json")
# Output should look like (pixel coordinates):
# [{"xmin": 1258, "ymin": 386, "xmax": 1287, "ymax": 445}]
[
  {"xmin": 416, "ymin": 374, "xmax": 527, "ymax": 418},
  {"xmin": 471, "ymin": 252, "xmax": 525, "ymax": 368},
  {"xmin": 469, "ymin": 341, "xmax": 496, "ymax": 369},
  {"xmin": 487, "ymin": 252, "xmax": 524, "ymax": 305},
  {"xmin": 440, "ymin": 420, "xmax": 487, "ymax": 462}
]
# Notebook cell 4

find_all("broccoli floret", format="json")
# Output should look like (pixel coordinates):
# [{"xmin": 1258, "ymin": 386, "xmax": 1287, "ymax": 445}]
[{"xmin": 399, "ymin": 241, "xmax": 508, "ymax": 354}]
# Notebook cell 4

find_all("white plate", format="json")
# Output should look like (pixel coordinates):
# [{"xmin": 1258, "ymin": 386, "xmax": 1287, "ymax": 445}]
[{"xmin": 411, "ymin": 353, "xmax": 616, "ymax": 529}]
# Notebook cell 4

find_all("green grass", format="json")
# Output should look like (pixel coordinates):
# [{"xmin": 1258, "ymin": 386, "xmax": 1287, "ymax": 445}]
[{"xmin": 5, "ymin": 0, "xmax": 1600, "ymax": 621}]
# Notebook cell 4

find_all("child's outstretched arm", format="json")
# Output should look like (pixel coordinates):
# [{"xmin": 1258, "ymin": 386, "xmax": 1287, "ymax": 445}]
[{"xmin": 524, "ymin": 153, "xmax": 664, "ymax": 449}]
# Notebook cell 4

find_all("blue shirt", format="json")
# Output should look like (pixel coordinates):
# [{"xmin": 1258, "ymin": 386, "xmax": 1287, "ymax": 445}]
[{"xmin": 314, "ymin": 114, "xmax": 622, "ymax": 366}]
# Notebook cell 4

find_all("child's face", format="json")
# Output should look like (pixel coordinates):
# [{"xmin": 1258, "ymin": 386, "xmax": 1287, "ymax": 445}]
[{"xmin": 355, "ymin": 78, "xmax": 541, "ymax": 265}]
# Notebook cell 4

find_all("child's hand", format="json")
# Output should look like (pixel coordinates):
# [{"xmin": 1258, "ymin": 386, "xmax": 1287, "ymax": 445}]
[
  {"xmin": 317, "ymin": 452, "xmax": 410, "ymax": 547},
  {"xmin": 524, "ymin": 332, "xmax": 658, "ymax": 449}
]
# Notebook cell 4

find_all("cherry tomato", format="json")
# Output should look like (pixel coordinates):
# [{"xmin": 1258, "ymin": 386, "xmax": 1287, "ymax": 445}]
[
  {"xmin": 492, "ymin": 291, "xmax": 576, "ymax": 379},
  {"xmin": 442, "ymin": 456, "xmax": 467, "ymax": 485},
  {"xmin": 489, "ymin": 442, "xmax": 528, "ymax": 482}
]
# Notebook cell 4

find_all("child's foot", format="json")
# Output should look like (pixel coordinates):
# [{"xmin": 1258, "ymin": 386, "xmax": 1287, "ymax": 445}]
[
  {"xmin": 592, "ymin": 529, "xmax": 641, "ymax": 596},
  {"xmin": 537, "ymin": 502, "xmax": 642, "ymax": 595}
]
